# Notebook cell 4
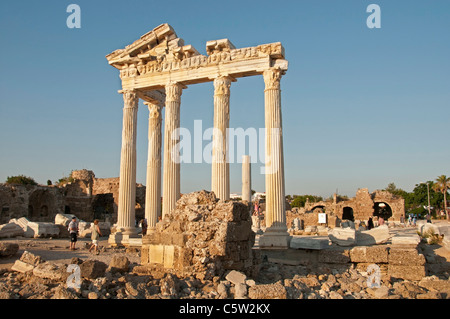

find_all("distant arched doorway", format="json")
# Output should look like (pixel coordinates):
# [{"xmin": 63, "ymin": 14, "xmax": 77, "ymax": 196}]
[
  {"xmin": 311, "ymin": 205, "xmax": 325, "ymax": 213},
  {"xmin": 373, "ymin": 202, "xmax": 392, "ymax": 220},
  {"xmin": 342, "ymin": 207, "xmax": 354, "ymax": 221}
]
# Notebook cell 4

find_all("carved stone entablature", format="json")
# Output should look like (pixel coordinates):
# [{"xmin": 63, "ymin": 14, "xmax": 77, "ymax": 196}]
[
  {"xmin": 115, "ymin": 41, "xmax": 285, "ymax": 80},
  {"xmin": 108, "ymin": 24, "xmax": 288, "ymax": 91}
]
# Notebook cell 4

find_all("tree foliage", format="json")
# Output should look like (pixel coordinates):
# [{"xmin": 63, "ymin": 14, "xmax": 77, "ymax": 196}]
[
  {"xmin": 5, "ymin": 175, "xmax": 37, "ymax": 185},
  {"xmin": 384, "ymin": 180, "xmax": 446, "ymax": 218},
  {"xmin": 290, "ymin": 195, "xmax": 323, "ymax": 208}
]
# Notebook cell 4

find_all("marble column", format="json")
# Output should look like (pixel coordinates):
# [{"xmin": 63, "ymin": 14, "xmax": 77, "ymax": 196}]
[
  {"xmin": 211, "ymin": 75, "xmax": 233, "ymax": 201},
  {"xmin": 259, "ymin": 68, "xmax": 289, "ymax": 249},
  {"xmin": 144, "ymin": 101, "xmax": 162, "ymax": 228},
  {"xmin": 112, "ymin": 90, "xmax": 139, "ymax": 244},
  {"xmin": 162, "ymin": 82, "xmax": 184, "ymax": 217},
  {"xmin": 242, "ymin": 155, "xmax": 251, "ymax": 203}
]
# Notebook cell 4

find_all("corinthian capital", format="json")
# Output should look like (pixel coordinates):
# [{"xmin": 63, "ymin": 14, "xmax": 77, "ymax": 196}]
[
  {"xmin": 145, "ymin": 102, "xmax": 162, "ymax": 120},
  {"xmin": 263, "ymin": 68, "xmax": 283, "ymax": 90},
  {"xmin": 213, "ymin": 76, "xmax": 234, "ymax": 96},
  {"xmin": 122, "ymin": 90, "xmax": 139, "ymax": 108},
  {"xmin": 165, "ymin": 82, "xmax": 185, "ymax": 102}
]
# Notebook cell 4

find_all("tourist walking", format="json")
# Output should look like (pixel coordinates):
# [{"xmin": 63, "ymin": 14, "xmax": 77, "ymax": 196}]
[
  {"xmin": 68, "ymin": 216, "xmax": 78, "ymax": 250},
  {"xmin": 407, "ymin": 214, "xmax": 412, "ymax": 226},
  {"xmin": 88, "ymin": 219, "xmax": 102, "ymax": 255}
]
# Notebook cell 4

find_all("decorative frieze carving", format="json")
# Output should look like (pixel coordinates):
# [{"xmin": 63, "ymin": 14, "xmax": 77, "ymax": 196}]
[{"xmin": 117, "ymin": 42, "xmax": 285, "ymax": 79}]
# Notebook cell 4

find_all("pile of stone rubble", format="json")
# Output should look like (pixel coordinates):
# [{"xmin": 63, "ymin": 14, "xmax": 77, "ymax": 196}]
[{"xmin": 1, "ymin": 243, "xmax": 449, "ymax": 299}]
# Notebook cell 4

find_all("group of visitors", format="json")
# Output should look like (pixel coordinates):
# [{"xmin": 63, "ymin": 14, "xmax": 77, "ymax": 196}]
[{"xmin": 67, "ymin": 216, "xmax": 102, "ymax": 255}]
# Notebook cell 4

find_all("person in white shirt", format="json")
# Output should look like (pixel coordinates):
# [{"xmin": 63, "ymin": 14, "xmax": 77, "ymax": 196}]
[{"xmin": 68, "ymin": 217, "xmax": 78, "ymax": 250}]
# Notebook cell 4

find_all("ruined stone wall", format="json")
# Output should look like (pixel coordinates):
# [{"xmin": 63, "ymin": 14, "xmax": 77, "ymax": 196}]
[
  {"xmin": 372, "ymin": 190, "xmax": 405, "ymax": 221},
  {"xmin": 0, "ymin": 184, "xmax": 64, "ymax": 224},
  {"xmin": 303, "ymin": 188, "xmax": 405, "ymax": 225},
  {"xmin": 0, "ymin": 170, "xmax": 146, "ymax": 225},
  {"xmin": 140, "ymin": 191, "xmax": 259, "ymax": 280}
]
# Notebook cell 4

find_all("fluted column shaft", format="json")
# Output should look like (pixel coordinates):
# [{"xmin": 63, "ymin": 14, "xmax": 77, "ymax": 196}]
[
  {"xmin": 263, "ymin": 68, "xmax": 287, "ymax": 233},
  {"xmin": 242, "ymin": 155, "xmax": 251, "ymax": 203},
  {"xmin": 145, "ymin": 101, "xmax": 162, "ymax": 228},
  {"xmin": 211, "ymin": 76, "xmax": 233, "ymax": 200},
  {"xmin": 117, "ymin": 90, "xmax": 139, "ymax": 235},
  {"xmin": 162, "ymin": 82, "xmax": 184, "ymax": 217}
]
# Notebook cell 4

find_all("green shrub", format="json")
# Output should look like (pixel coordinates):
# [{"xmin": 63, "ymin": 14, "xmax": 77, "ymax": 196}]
[{"xmin": 5, "ymin": 175, "xmax": 37, "ymax": 185}]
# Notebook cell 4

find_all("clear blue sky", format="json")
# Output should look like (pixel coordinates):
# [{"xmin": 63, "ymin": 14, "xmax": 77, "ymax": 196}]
[{"xmin": 0, "ymin": 0, "xmax": 449, "ymax": 198}]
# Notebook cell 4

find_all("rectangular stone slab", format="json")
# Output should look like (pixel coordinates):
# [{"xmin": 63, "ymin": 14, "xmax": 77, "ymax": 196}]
[{"xmin": 289, "ymin": 236, "xmax": 330, "ymax": 250}]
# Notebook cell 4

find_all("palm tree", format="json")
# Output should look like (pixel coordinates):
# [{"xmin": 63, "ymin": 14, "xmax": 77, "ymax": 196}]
[{"xmin": 433, "ymin": 175, "xmax": 450, "ymax": 220}]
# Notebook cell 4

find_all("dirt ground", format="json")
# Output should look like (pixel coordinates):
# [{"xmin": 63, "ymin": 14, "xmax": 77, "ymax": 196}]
[
  {"xmin": 0, "ymin": 236, "xmax": 141, "ymax": 270},
  {"xmin": 1, "ymin": 226, "xmax": 450, "ymax": 277}
]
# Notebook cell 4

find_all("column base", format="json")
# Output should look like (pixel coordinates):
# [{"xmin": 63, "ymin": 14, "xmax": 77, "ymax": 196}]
[
  {"xmin": 108, "ymin": 229, "xmax": 140, "ymax": 247},
  {"xmin": 259, "ymin": 231, "xmax": 291, "ymax": 249}
]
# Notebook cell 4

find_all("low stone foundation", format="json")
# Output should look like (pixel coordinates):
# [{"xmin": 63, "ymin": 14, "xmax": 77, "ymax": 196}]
[{"xmin": 263, "ymin": 244, "xmax": 426, "ymax": 281}]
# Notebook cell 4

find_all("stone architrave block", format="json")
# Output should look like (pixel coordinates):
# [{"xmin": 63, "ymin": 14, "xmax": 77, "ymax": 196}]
[
  {"xmin": 388, "ymin": 248, "xmax": 426, "ymax": 266},
  {"xmin": 328, "ymin": 227, "xmax": 356, "ymax": 246},
  {"xmin": 349, "ymin": 246, "xmax": 389, "ymax": 263},
  {"xmin": 24, "ymin": 222, "xmax": 60, "ymax": 238},
  {"xmin": 356, "ymin": 225, "xmax": 390, "ymax": 246},
  {"xmin": 0, "ymin": 222, "xmax": 24, "ymax": 238},
  {"xmin": 290, "ymin": 236, "xmax": 330, "ymax": 250},
  {"xmin": 54, "ymin": 214, "xmax": 77, "ymax": 226},
  {"xmin": 391, "ymin": 234, "xmax": 421, "ymax": 246}
]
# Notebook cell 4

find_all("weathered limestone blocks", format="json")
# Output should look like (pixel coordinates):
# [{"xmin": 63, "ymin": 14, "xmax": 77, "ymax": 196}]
[
  {"xmin": 355, "ymin": 225, "xmax": 390, "ymax": 246},
  {"xmin": 347, "ymin": 245, "xmax": 426, "ymax": 281},
  {"xmin": 388, "ymin": 247, "xmax": 426, "ymax": 266},
  {"xmin": 391, "ymin": 234, "xmax": 421, "ymax": 246},
  {"xmin": 0, "ymin": 222, "xmax": 24, "ymax": 238},
  {"xmin": 141, "ymin": 191, "xmax": 258, "ymax": 280},
  {"xmin": 248, "ymin": 282, "xmax": 287, "ymax": 299},
  {"xmin": 11, "ymin": 251, "xmax": 44, "ymax": 273},
  {"xmin": 26, "ymin": 222, "xmax": 60, "ymax": 238},
  {"xmin": 350, "ymin": 246, "xmax": 389, "ymax": 263},
  {"xmin": 8, "ymin": 217, "xmax": 60, "ymax": 238},
  {"xmin": 290, "ymin": 236, "xmax": 330, "ymax": 250},
  {"xmin": 328, "ymin": 227, "xmax": 356, "ymax": 246},
  {"xmin": 33, "ymin": 262, "xmax": 68, "ymax": 281},
  {"xmin": 318, "ymin": 247, "xmax": 351, "ymax": 264},
  {"xmin": 54, "ymin": 213, "xmax": 76, "ymax": 226}
]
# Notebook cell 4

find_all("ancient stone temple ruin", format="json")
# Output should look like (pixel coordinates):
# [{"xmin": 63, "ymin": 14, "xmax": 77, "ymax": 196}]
[{"xmin": 106, "ymin": 24, "xmax": 289, "ymax": 249}]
